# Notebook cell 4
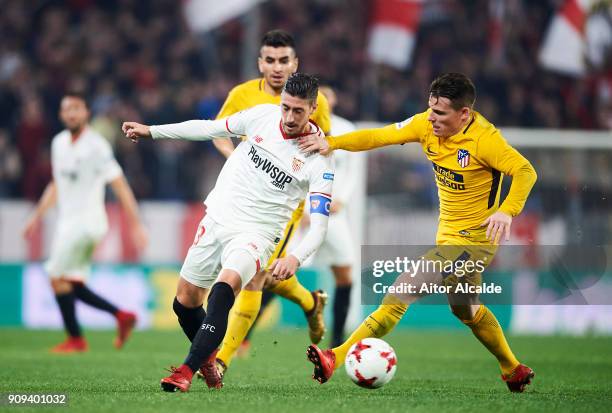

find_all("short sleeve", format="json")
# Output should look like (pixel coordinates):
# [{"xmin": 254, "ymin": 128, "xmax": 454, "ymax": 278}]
[{"xmin": 308, "ymin": 153, "xmax": 335, "ymax": 197}]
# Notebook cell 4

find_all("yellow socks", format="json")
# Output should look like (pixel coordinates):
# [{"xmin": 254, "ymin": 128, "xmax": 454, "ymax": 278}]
[
  {"xmin": 268, "ymin": 275, "xmax": 314, "ymax": 313},
  {"xmin": 217, "ymin": 289, "xmax": 262, "ymax": 367},
  {"xmin": 462, "ymin": 305, "xmax": 520, "ymax": 376},
  {"xmin": 332, "ymin": 295, "xmax": 408, "ymax": 368}
]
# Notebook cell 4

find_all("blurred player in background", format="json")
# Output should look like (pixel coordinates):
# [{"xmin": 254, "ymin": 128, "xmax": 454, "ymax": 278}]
[
  {"xmin": 123, "ymin": 73, "xmax": 334, "ymax": 392},
  {"xmin": 212, "ymin": 30, "xmax": 331, "ymax": 375},
  {"xmin": 300, "ymin": 73, "xmax": 538, "ymax": 392},
  {"xmin": 312, "ymin": 86, "xmax": 357, "ymax": 347},
  {"xmin": 23, "ymin": 92, "xmax": 147, "ymax": 353}
]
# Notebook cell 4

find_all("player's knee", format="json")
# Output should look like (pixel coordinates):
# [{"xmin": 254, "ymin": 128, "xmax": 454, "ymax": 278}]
[
  {"xmin": 50, "ymin": 278, "xmax": 73, "ymax": 294},
  {"xmin": 332, "ymin": 265, "xmax": 352, "ymax": 286},
  {"xmin": 262, "ymin": 271, "xmax": 278, "ymax": 290},
  {"xmin": 175, "ymin": 278, "xmax": 206, "ymax": 308},
  {"xmin": 221, "ymin": 248, "xmax": 260, "ymax": 294},
  {"xmin": 216, "ymin": 269, "xmax": 243, "ymax": 295},
  {"xmin": 173, "ymin": 296, "xmax": 197, "ymax": 317}
]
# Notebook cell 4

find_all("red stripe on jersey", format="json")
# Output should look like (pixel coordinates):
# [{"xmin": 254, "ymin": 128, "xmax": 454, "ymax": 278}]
[
  {"xmin": 226, "ymin": 118, "xmax": 236, "ymax": 134},
  {"xmin": 310, "ymin": 192, "xmax": 332, "ymax": 198},
  {"xmin": 255, "ymin": 258, "xmax": 261, "ymax": 273}
]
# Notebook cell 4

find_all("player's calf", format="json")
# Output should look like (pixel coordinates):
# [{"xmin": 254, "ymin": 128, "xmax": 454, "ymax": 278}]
[{"xmin": 183, "ymin": 282, "xmax": 235, "ymax": 375}]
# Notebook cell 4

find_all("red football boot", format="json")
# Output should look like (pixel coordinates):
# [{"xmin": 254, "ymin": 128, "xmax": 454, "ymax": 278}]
[
  {"xmin": 160, "ymin": 365, "xmax": 193, "ymax": 392},
  {"xmin": 51, "ymin": 336, "xmax": 88, "ymax": 354},
  {"xmin": 502, "ymin": 364, "xmax": 535, "ymax": 393},
  {"xmin": 306, "ymin": 344, "xmax": 335, "ymax": 384},
  {"xmin": 198, "ymin": 349, "xmax": 224, "ymax": 389},
  {"xmin": 114, "ymin": 310, "xmax": 137, "ymax": 349}
]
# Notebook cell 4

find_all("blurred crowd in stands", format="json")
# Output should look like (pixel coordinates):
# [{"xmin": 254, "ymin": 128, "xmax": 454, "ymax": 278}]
[{"xmin": 0, "ymin": 0, "xmax": 610, "ymax": 201}]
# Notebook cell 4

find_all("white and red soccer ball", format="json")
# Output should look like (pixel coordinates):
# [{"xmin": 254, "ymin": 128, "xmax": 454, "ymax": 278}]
[{"xmin": 344, "ymin": 338, "xmax": 397, "ymax": 389}]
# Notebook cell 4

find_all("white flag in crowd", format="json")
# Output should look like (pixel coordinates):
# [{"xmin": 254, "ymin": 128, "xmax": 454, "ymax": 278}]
[
  {"xmin": 184, "ymin": 0, "xmax": 265, "ymax": 32},
  {"xmin": 539, "ymin": 0, "xmax": 596, "ymax": 77},
  {"xmin": 367, "ymin": 0, "xmax": 424, "ymax": 70}
]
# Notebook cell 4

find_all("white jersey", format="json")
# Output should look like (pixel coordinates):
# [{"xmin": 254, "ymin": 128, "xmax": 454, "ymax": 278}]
[
  {"xmin": 51, "ymin": 127, "xmax": 122, "ymax": 232},
  {"xmin": 152, "ymin": 104, "xmax": 335, "ymax": 242}
]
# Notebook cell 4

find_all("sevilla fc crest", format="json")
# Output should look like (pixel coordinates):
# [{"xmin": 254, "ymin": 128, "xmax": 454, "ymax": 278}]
[
  {"xmin": 292, "ymin": 157, "xmax": 305, "ymax": 173},
  {"xmin": 457, "ymin": 149, "xmax": 470, "ymax": 168}
]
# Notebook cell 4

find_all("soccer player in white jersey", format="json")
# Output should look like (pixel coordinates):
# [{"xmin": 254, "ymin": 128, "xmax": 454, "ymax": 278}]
[
  {"xmin": 122, "ymin": 73, "xmax": 335, "ymax": 393},
  {"xmin": 23, "ymin": 92, "xmax": 148, "ymax": 353},
  {"xmin": 315, "ymin": 86, "xmax": 359, "ymax": 346}
]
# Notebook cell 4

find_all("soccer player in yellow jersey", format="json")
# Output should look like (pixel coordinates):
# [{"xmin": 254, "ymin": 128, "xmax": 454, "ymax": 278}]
[
  {"xmin": 299, "ymin": 73, "xmax": 538, "ymax": 392},
  {"xmin": 207, "ymin": 30, "xmax": 331, "ymax": 382}
]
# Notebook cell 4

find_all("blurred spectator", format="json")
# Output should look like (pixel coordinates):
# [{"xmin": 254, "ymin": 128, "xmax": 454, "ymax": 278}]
[
  {"xmin": 0, "ymin": 0, "xmax": 607, "ymax": 201},
  {"xmin": 16, "ymin": 97, "xmax": 51, "ymax": 199},
  {"xmin": 0, "ymin": 129, "xmax": 22, "ymax": 197}
]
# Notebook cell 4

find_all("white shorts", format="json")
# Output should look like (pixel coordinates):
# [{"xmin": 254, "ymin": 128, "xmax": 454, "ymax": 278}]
[
  {"xmin": 313, "ymin": 212, "xmax": 353, "ymax": 267},
  {"xmin": 180, "ymin": 215, "xmax": 275, "ymax": 289},
  {"xmin": 45, "ymin": 221, "xmax": 105, "ymax": 280}
]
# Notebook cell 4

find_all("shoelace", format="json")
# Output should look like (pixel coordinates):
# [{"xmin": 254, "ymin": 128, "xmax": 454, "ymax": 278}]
[{"xmin": 164, "ymin": 366, "xmax": 181, "ymax": 374}]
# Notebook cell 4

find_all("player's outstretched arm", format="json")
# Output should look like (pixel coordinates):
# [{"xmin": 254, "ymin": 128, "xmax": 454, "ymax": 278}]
[
  {"xmin": 123, "ymin": 118, "xmax": 241, "ymax": 143},
  {"xmin": 23, "ymin": 181, "xmax": 57, "ymax": 239},
  {"xmin": 299, "ymin": 123, "xmax": 418, "ymax": 155}
]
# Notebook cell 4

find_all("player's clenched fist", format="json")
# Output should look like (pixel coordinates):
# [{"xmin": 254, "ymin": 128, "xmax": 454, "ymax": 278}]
[
  {"xmin": 269, "ymin": 255, "xmax": 300, "ymax": 281},
  {"xmin": 122, "ymin": 122, "xmax": 151, "ymax": 141}
]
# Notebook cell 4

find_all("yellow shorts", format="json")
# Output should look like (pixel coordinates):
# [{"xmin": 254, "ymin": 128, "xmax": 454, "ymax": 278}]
[
  {"xmin": 424, "ymin": 230, "xmax": 498, "ymax": 287},
  {"xmin": 265, "ymin": 200, "xmax": 305, "ymax": 268}
]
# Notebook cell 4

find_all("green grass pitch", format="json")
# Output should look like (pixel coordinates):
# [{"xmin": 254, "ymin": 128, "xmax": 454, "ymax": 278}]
[{"xmin": 1, "ymin": 328, "xmax": 611, "ymax": 413}]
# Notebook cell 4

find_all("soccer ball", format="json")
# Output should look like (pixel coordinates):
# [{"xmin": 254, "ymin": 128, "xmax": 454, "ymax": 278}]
[{"xmin": 344, "ymin": 338, "xmax": 397, "ymax": 389}]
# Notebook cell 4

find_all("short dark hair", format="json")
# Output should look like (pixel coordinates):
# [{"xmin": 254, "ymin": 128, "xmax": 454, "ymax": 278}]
[
  {"xmin": 63, "ymin": 91, "xmax": 89, "ymax": 109},
  {"xmin": 283, "ymin": 73, "xmax": 319, "ymax": 103},
  {"xmin": 261, "ymin": 29, "xmax": 296, "ymax": 51},
  {"xmin": 429, "ymin": 73, "xmax": 476, "ymax": 110}
]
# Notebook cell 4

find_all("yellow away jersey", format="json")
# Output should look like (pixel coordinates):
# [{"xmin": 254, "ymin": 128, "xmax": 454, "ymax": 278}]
[
  {"xmin": 216, "ymin": 78, "xmax": 331, "ymax": 135},
  {"xmin": 328, "ymin": 110, "xmax": 536, "ymax": 235}
]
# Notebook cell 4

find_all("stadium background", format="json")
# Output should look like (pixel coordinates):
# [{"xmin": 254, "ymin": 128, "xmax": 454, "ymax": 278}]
[{"xmin": 0, "ymin": 0, "xmax": 612, "ymax": 394}]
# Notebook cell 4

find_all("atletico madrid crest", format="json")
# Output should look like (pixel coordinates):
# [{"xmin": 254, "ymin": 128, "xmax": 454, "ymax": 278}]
[
  {"xmin": 457, "ymin": 149, "xmax": 470, "ymax": 168},
  {"xmin": 292, "ymin": 157, "xmax": 304, "ymax": 173}
]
